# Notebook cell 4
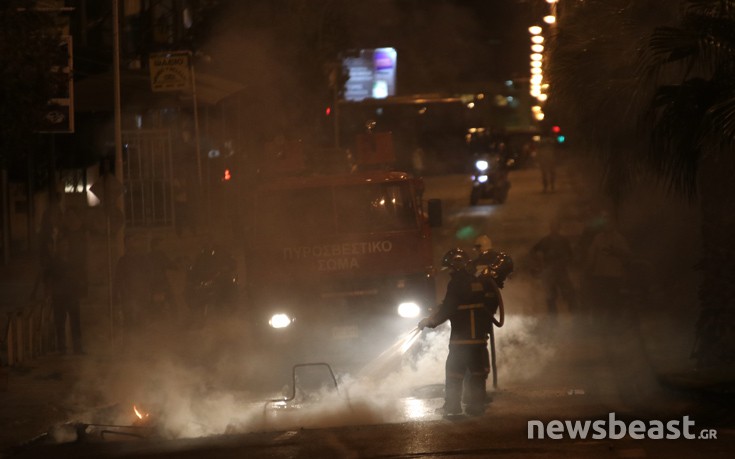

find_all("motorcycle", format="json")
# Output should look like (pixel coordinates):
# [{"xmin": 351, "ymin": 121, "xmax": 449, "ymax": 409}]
[{"xmin": 469, "ymin": 153, "xmax": 512, "ymax": 205}]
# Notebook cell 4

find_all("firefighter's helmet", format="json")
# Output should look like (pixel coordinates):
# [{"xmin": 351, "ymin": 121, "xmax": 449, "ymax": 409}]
[
  {"xmin": 441, "ymin": 248, "xmax": 471, "ymax": 272},
  {"xmin": 474, "ymin": 235, "xmax": 493, "ymax": 253}
]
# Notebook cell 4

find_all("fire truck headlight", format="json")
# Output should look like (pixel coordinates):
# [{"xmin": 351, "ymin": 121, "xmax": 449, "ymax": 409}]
[
  {"xmin": 475, "ymin": 160, "xmax": 489, "ymax": 172},
  {"xmin": 397, "ymin": 302, "xmax": 421, "ymax": 318},
  {"xmin": 478, "ymin": 175, "xmax": 489, "ymax": 183},
  {"xmin": 269, "ymin": 313, "xmax": 292, "ymax": 329}
]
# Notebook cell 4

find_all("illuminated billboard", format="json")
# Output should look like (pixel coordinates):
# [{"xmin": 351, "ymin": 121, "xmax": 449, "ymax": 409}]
[{"xmin": 343, "ymin": 47, "xmax": 397, "ymax": 101}]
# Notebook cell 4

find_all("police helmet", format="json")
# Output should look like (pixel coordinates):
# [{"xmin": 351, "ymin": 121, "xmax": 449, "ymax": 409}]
[
  {"xmin": 441, "ymin": 248, "xmax": 471, "ymax": 271},
  {"xmin": 474, "ymin": 235, "xmax": 493, "ymax": 253}
]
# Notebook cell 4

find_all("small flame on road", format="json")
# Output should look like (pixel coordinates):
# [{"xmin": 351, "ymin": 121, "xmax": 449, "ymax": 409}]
[{"xmin": 133, "ymin": 404, "xmax": 149, "ymax": 420}]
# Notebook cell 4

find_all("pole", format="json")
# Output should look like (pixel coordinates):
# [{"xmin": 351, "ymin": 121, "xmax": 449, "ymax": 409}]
[
  {"xmin": 189, "ymin": 52, "xmax": 204, "ymax": 231},
  {"xmin": 105, "ymin": 199, "xmax": 113, "ymax": 342},
  {"xmin": 111, "ymin": 0, "xmax": 122, "ymax": 342},
  {"xmin": 112, "ymin": 0, "xmax": 123, "ymax": 185},
  {"xmin": 189, "ymin": 52, "xmax": 203, "ymax": 196},
  {"xmin": 26, "ymin": 149, "xmax": 35, "ymax": 252},
  {"xmin": 1, "ymin": 169, "xmax": 9, "ymax": 265},
  {"xmin": 205, "ymin": 105, "xmax": 211, "ymax": 224},
  {"xmin": 489, "ymin": 325, "xmax": 498, "ymax": 389},
  {"xmin": 333, "ymin": 85, "xmax": 340, "ymax": 150}
]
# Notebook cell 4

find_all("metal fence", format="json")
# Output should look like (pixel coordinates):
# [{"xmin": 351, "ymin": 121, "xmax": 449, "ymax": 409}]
[
  {"xmin": 1, "ymin": 300, "xmax": 56, "ymax": 369},
  {"xmin": 122, "ymin": 130, "xmax": 174, "ymax": 227}
]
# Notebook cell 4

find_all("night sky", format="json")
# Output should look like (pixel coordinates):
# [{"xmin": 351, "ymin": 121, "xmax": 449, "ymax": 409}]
[
  {"xmin": 339, "ymin": 0, "xmax": 539, "ymax": 89},
  {"xmin": 207, "ymin": 0, "xmax": 540, "ymax": 95}
]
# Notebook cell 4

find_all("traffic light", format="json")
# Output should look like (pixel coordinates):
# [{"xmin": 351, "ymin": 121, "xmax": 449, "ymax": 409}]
[
  {"xmin": 550, "ymin": 125, "xmax": 565, "ymax": 144},
  {"xmin": 222, "ymin": 169, "xmax": 232, "ymax": 181}
]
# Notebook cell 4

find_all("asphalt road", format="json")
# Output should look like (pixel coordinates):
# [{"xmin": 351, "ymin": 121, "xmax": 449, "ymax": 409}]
[{"xmin": 6, "ymin": 160, "xmax": 735, "ymax": 458}]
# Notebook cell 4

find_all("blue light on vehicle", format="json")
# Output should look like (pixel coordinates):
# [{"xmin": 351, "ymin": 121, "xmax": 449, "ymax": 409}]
[
  {"xmin": 475, "ymin": 160, "xmax": 489, "ymax": 171},
  {"xmin": 478, "ymin": 175, "xmax": 488, "ymax": 183}
]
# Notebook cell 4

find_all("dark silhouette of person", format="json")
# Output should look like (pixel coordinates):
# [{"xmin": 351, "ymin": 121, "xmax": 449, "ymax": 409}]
[
  {"xmin": 173, "ymin": 129, "xmax": 198, "ymax": 238},
  {"xmin": 62, "ymin": 207, "xmax": 89, "ymax": 299},
  {"xmin": 531, "ymin": 220, "xmax": 578, "ymax": 316},
  {"xmin": 38, "ymin": 193, "xmax": 64, "ymax": 269},
  {"xmin": 185, "ymin": 234, "xmax": 237, "ymax": 320},
  {"xmin": 113, "ymin": 237, "xmax": 153, "ymax": 334},
  {"xmin": 585, "ymin": 216, "xmax": 632, "ymax": 320},
  {"xmin": 536, "ymin": 140, "xmax": 557, "ymax": 193},
  {"xmin": 173, "ymin": 176, "xmax": 195, "ymax": 237},
  {"xmin": 44, "ymin": 237, "xmax": 84, "ymax": 354},
  {"xmin": 148, "ymin": 237, "xmax": 177, "ymax": 319}
]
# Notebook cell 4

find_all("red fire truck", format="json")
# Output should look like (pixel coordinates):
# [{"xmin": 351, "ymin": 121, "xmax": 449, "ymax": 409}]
[{"xmin": 245, "ymin": 135, "xmax": 442, "ymax": 371}]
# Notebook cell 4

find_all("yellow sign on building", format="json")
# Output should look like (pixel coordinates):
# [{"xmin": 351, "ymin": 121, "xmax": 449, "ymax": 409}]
[{"xmin": 149, "ymin": 51, "xmax": 191, "ymax": 91}]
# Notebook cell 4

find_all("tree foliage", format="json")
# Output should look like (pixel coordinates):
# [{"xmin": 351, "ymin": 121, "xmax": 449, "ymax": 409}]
[
  {"xmin": 546, "ymin": 0, "xmax": 678, "ymax": 202},
  {"xmin": 551, "ymin": 0, "xmax": 735, "ymax": 365},
  {"xmin": 638, "ymin": 0, "xmax": 735, "ymax": 198},
  {"xmin": 636, "ymin": 0, "xmax": 735, "ymax": 366},
  {"xmin": 550, "ymin": 0, "xmax": 735, "ymax": 201}
]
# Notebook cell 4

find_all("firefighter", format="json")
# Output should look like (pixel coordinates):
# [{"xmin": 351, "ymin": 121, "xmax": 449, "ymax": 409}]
[
  {"xmin": 417, "ymin": 248, "xmax": 499, "ymax": 417},
  {"xmin": 471, "ymin": 235, "xmax": 514, "ymax": 288}
]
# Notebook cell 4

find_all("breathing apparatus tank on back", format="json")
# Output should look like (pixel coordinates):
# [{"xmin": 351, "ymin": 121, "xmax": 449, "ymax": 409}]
[{"xmin": 472, "ymin": 235, "xmax": 514, "ymax": 288}]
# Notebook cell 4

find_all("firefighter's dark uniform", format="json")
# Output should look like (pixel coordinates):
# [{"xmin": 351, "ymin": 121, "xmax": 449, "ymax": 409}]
[{"xmin": 421, "ymin": 268, "xmax": 499, "ymax": 415}]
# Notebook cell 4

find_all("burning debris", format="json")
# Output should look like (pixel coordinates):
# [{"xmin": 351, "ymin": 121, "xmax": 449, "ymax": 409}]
[
  {"xmin": 132, "ymin": 404, "xmax": 152, "ymax": 426},
  {"xmin": 12, "ymin": 313, "xmax": 550, "ymax": 452}
]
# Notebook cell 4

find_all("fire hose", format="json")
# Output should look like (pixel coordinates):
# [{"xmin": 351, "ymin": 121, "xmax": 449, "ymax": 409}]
[{"xmin": 488, "ymin": 277, "xmax": 505, "ymax": 389}]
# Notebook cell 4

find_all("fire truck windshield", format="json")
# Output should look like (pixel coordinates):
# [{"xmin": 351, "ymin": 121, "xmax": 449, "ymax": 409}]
[{"xmin": 257, "ymin": 181, "xmax": 417, "ymax": 241}]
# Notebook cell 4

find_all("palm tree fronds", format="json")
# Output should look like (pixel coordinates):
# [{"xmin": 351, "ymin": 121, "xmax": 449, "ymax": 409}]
[{"xmin": 642, "ymin": 79, "xmax": 715, "ymax": 197}]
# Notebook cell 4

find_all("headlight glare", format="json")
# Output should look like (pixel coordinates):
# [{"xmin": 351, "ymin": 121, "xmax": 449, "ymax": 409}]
[
  {"xmin": 397, "ymin": 302, "xmax": 421, "ymax": 318},
  {"xmin": 478, "ymin": 175, "xmax": 488, "ymax": 183},
  {"xmin": 475, "ymin": 160, "xmax": 489, "ymax": 171},
  {"xmin": 269, "ymin": 313, "xmax": 292, "ymax": 328}
]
